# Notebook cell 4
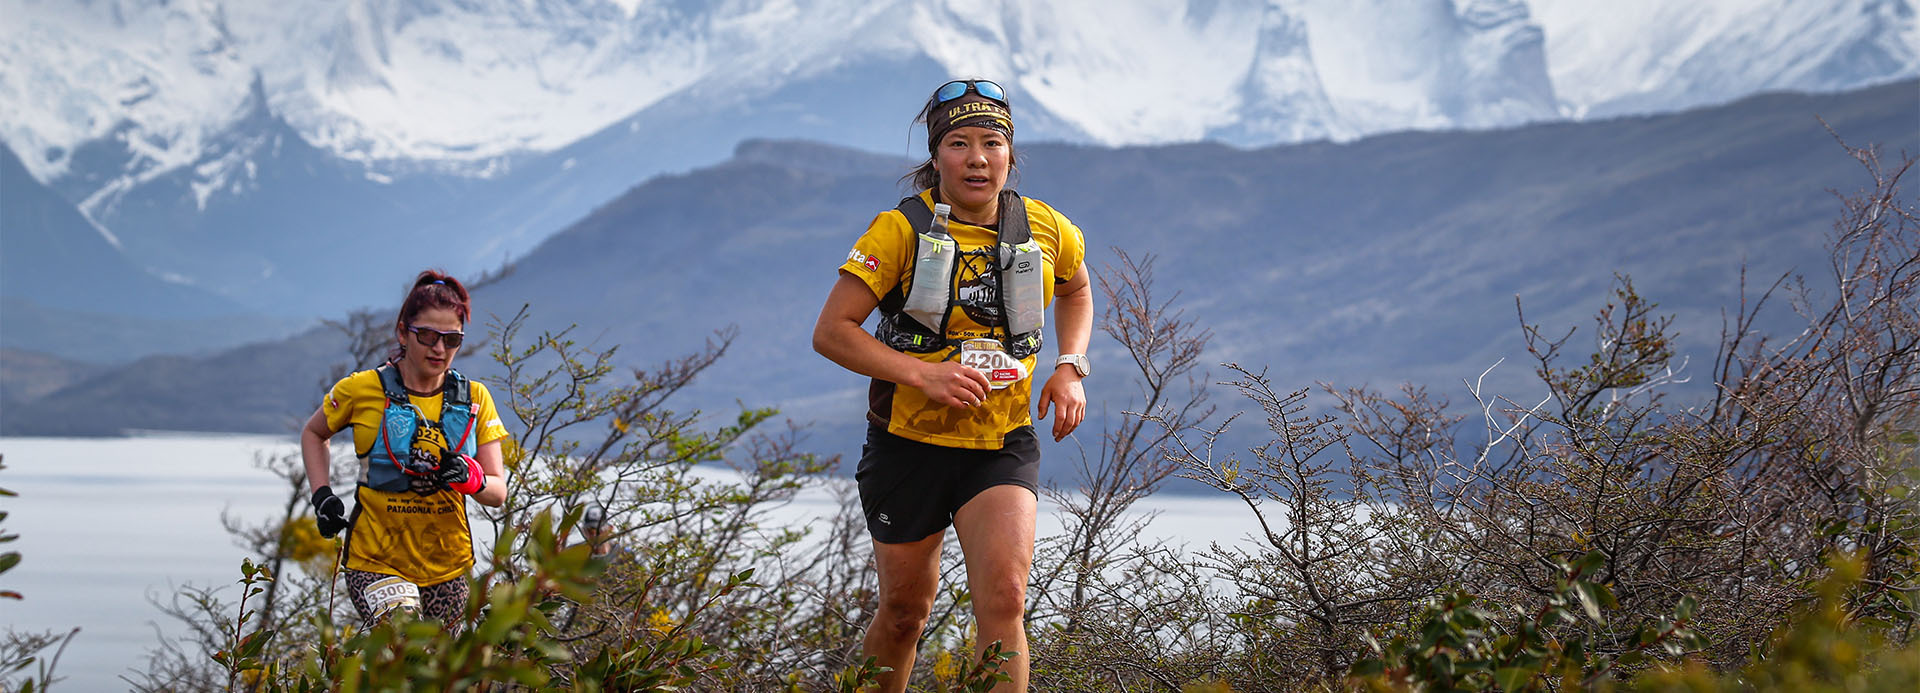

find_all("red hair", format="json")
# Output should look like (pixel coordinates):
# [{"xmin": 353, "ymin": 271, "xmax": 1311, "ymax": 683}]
[{"xmin": 397, "ymin": 269, "xmax": 470, "ymax": 328}]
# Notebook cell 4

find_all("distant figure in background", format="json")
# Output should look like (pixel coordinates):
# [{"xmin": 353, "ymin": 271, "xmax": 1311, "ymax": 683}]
[
  {"xmin": 811, "ymin": 79, "xmax": 1093, "ymax": 692},
  {"xmin": 570, "ymin": 503, "xmax": 630, "ymax": 565},
  {"xmin": 300, "ymin": 270, "xmax": 510, "ymax": 627}
]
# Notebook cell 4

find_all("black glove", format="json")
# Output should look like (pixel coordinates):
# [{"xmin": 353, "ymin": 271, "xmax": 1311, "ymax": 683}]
[{"xmin": 311, "ymin": 486, "xmax": 349, "ymax": 538}]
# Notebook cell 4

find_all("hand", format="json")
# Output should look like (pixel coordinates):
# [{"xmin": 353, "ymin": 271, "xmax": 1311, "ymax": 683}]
[
  {"xmin": 311, "ymin": 486, "xmax": 349, "ymax": 538},
  {"xmin": 436, "ymin": 452, "xmax": 487, "ymax": 495},
  {"xmin": 914, "ymin": 360, "xmax": 992, "ymax": 409},
  {"xmin": 1036, "ymin": 367, "xmax": 1086, "ymax": 441}
]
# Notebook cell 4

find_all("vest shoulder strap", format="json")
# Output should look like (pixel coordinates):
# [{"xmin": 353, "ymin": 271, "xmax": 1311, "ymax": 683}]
[
  {"xmin": 879, "ymin": 195, "xmax": 931, "ymax": 314},
  {"xmin": 376, "ymin": 363, "xmax": 470, "ymax": 409},
  {"xmin": 443, "ymin": 368, "xmax": 471, "ymax": 408},
  {"xmin": 895, "ymin": 191, "xmax": 1032, "ymax": 243},
  {"xmin": 896, "ymin": 194, "xmax": 934, "ymax": 233},
  {"xmin": 882, "ymin": 190, "xmax": 1032, "ymax": 300},
  {"xmin": 996, "ymin": 189, "xmax": 1032, "ymax": 245},
  {"xmin": 375, "ymin": 363, "xmax": 409, "ymax": 403}
]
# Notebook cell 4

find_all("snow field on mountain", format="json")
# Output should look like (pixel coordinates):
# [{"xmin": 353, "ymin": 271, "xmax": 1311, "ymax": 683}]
[
  {"xmin": 1531, "ymin": 0, "xmax": 1920, "ymax": 116},
  {"xmin": 910, "ymin": 0, "xmax": 1266, "ymax": 144},
  {"xmin": 0, "ymin": 0, "xmax": 252, "ymax": 182},
  {"xmin": 2, "ymin": 0, "xmax": 1913, "ymax": 192}
]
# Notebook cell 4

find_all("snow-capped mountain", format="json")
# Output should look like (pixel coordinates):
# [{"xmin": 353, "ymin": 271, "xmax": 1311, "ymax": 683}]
[
  {"xmin": 9, "ymin": 0, "xmax": 1911, "ymax": 191},
  {"xmin": 1531, "ymin": 0, "xmax": 1920, "ymax": 118},
  {"xmin": 0, "ymin": 0, "xmax": 1913, "ymax": 322}
]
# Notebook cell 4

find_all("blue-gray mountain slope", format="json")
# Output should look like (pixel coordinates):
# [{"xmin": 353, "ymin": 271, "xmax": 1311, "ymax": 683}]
[{"xmin": 5, "ymin": 81, "xmax": 1913, "ymax": 449}]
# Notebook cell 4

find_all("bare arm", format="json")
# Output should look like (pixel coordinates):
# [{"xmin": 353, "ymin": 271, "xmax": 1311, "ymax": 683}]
[
  {"xmin": 1037, "ymin": 262, "xmax": 1093, "ymax": 441},
  {"xmin": 813, "ymin": 271, "xmax": 988, "ymax": 408},
  {"xmin": 301, "ymin": 408, "xmax": 338, "ymax": 493},
  {"xmin": 1050, "ymin": 262, "xmax": 1094, "ymax": 357}
]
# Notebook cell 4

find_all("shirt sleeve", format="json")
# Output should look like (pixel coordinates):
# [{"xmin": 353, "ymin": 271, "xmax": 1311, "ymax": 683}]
[
  {"xmin": 1053, "ymin": 211, "xmax": 1086, "ymax": 283},
  {"xmin": 322, "ymin": 375, "xmax": 357, "ymax": 432},
  {"xmin": 838, "ymin": 211, "xmax": 911, "ymax": 302},
  {"xmin": 469, "ymin": 381, "xmax": 510, "ymax": 446}
]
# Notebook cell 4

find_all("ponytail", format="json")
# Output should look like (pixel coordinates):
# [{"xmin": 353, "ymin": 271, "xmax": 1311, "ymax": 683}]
[{"xmin": 397, "ymin": 270, "xmax": 470, "ymax": 326}]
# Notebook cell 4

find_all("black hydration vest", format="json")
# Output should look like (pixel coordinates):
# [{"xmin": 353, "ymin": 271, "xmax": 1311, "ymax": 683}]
[{"xmin": 873, "ymin": 189, "xmax": 1046, "ymax": 359}]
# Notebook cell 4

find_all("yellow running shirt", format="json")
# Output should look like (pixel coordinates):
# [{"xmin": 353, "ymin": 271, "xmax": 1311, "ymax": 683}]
[
  {"xmin": 321, "ymin": 368, "xmax": 509, "ymax": 585},
  {"xmin": 839, "ymin": 190, "xmax": 1085, "ymax": 449}
]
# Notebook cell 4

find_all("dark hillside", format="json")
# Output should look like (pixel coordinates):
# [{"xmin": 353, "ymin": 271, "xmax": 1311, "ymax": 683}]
[{"xmin": 8, "ymin": 81, "xmax": 1913, "ymax": 456}]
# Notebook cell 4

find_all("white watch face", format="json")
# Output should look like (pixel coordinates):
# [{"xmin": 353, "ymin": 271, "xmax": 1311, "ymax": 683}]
[{"xmin": 1059, "ymin": 354, "xmax": 1089, "ymax": 377}]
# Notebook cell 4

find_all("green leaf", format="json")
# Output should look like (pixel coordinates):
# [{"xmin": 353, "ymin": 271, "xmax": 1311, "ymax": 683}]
[
  {"xmin": 237, "ymin": 630, "xmax": 272, "ymax": 659},
  {"xmin": 1573, "ymin": 583, "xmax": 1605, "ymax": 623},
  {"xmin": 0, "ymin": 552, "xmax": 20, "ymax": 574},
  {"xmin": 1571, "ymin": 551, "xmax": 1606, "ymax": 578},
  {"xmin": 1676, "ymin": 595, "xmax": 1697, "ymax": 620},
  {"xmin": 1494, "ymin": 667, "xmax": 1533, "ymax": 691}
]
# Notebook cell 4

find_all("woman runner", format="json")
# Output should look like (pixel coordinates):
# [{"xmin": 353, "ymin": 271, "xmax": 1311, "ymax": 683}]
[
  {"xmin": 301, "ymin": 270, "xmax": 510, "ymax": 626},
  {"xmin": 813, "ymin": 78, "xmax": 1093, "ymax": 692}
]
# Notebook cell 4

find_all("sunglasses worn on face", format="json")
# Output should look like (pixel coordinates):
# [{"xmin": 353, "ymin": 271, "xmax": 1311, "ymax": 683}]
[
  {"xmin": 936, "ymin": 79, "xmax": 1006, "ymax": 104},
  {"xmin": 407, "ymin": 325, "xmax": 465, "ymax": 349}
]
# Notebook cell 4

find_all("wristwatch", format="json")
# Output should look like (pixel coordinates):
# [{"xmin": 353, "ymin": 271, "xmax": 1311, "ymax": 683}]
[{"xmin": 1055, "ymin": 353, "xmax": 1091, "ymax": 378}]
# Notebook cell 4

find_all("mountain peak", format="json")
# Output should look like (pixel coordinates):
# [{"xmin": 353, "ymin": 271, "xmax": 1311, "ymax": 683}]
[{"xmin": 6, "ymin": 0, "xmax": 1912, "ymax": 196}]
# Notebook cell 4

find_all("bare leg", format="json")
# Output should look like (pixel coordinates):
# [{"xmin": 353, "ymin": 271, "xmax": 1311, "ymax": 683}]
[
  {"xmin": 862, "ymin": 531, "xmax": 943, "ymax": 693},
  {"xmin": 952, "ymin": 485, "xmax": 1038, "ymax": 692}
]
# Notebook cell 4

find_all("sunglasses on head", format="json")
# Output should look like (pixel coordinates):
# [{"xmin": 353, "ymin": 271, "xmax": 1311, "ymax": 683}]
[
  {"xmin": 407, "ymin": 324, "xmax": 465, "ymax": 349},
  {"xmin": 935, "ymin": 79, "xmax": 1006, "ymax": 104}
]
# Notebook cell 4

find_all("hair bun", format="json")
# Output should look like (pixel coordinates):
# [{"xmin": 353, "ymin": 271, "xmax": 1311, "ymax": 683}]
[{"xmin": 399, "ymin": 269, "xmax": 471, "ymax": 326}]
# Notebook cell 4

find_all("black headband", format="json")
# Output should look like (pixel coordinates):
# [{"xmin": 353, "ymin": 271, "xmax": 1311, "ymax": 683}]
[{"xmin": 927, "ymin": 95, "xmax": 1014, "ymax": 152}]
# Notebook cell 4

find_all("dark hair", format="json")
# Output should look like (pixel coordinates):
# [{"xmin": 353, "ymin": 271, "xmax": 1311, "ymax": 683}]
[
  {"xmin": 900, "ymin": 84, "xmax": 1019, "ymax": 193},
  {"xmin": 397, "ymin": 269, "xmax": 471, "ymax": 328}
]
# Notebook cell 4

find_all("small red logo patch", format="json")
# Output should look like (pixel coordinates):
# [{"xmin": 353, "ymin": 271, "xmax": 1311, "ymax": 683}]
[
  {"xmin": 991, "ymin": 368, "xmax": 1020, "ymax": 382},
  {"xmin": 864, "ymin": 255, "xmax": 879, "ymax": 271}
]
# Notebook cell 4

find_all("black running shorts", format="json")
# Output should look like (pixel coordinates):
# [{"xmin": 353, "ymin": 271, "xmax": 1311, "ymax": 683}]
[{"xmin": 855, "ymin": 423, "xmax": 1040, "ymax": 544}]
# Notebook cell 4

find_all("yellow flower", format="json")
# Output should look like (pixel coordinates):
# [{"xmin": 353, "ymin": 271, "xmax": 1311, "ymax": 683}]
[
  {"xmin": 932, "ymin": 650, "xmax": 960, "ymax": 684},
  {"xmin": 647, "ymin": 607, "xmax": 675, "ymax": 636},
  {"xmin": 282, "ymin": 517, "xmax": 341, "ymax": 576},
  {"xmin": 500, "ymin": 437, "xmax": 527, "ymax": 471}
]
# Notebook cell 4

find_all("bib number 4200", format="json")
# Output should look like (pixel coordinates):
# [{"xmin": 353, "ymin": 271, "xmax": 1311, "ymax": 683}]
[{"xmin": 957, "ymin": 339, "xmax": 1028, "ymax": 390}]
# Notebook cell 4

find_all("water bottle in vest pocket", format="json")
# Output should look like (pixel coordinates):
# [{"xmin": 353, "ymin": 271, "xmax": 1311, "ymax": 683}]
[{"xmin": 902, "ymin": 203, "xmax": 956, "ymax": 332}]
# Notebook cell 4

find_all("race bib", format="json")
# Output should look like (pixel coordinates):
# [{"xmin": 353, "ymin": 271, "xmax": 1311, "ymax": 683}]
[
  {"xmin": 958, "ymin": 338, "xmax": 1028, "ymax": 390},
  {"xmin": 363, "ymin": 576, "xmax": 422, "ymax": 620}
]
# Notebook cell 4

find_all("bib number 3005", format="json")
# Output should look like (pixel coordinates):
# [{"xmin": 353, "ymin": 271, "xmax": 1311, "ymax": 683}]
[{"xmin": 958, "ymin": 339, "xmax": 1029, "ymax": 390}]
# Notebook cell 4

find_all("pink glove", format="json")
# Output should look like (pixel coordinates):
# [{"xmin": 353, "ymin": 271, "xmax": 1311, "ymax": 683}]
[{"xmin": 436, "ymin": 453, "xmax": 487, "ymax": 495}]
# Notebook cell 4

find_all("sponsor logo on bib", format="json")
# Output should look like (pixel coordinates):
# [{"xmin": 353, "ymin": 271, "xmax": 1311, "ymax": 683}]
[{"xmin": 958, "ymin": 339, "xmax": 1028, "ymax": 390}]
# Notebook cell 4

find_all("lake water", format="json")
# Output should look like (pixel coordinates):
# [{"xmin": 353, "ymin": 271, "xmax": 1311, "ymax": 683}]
[{"xmin": 0, "ymin": 434, "xmax": 1262, "ymax": 690}]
